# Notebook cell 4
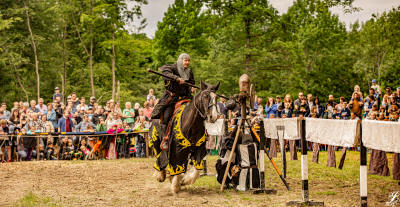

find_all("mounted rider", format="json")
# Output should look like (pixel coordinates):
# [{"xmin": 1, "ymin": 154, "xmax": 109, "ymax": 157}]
[{"xmin": 150, "ymin": 53, "xmax": 196, "ymax": 150}]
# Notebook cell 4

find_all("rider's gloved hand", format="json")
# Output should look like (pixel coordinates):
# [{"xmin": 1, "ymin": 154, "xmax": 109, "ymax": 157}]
[{"xmin": 177, "ymin": 78, "xmax": 185, "ymax": 85}]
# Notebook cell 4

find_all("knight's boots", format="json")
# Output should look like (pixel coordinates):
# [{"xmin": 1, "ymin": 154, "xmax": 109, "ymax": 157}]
[{"xmin": 160, "ymin": 124, "xmax": 169, "ymax": 151}]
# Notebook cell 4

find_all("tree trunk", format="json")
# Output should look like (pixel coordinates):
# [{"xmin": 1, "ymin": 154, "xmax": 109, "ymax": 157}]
[
  {"xmin": 89, "ymin": 0, "xmax": 95, "ymax": 97},
  {"xmin": 24, "ymin": 1, "xmax": 40, "ymax": 100},
  {"xmin": 62, "ymin": 25, "xmax": 67, "ymax": 103},
  {"xmin": 116, "ymin": 80, "xmax": 120, "ymax": 103},
  {"xmin": 71, "ymin": 2, "xmax": 94, "ymax": 97},
  {"xmin": 111, "ymin": 29, "xmax": 116, "ymax": 100},
  {"xmin": 12, "ymin": 63, "xmax": 29, "ymax": 102},
  {"xmin": 377, "ymin": 51, "xmax": 387, "ymax": 80}
]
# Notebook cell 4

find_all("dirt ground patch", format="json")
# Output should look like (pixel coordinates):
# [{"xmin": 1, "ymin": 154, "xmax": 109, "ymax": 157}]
[{"xmin": 0, "ymin": 152, "xmax": 399, "ymax": 207}]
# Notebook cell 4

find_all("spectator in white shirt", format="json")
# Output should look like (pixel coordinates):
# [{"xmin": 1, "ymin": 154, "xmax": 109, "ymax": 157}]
[{"xmin": 35, "ymin": 98, "xmax": 48, "ymax": 116}]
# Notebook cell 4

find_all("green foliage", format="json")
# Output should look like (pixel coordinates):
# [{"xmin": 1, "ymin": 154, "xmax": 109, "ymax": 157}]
[
  {"xmin": 1, "ymin": 0, "xmax": 400, "ymax": 107},
  {"xmin": 153, "ymin": 0, "xmax": 212, "ymax": 66},
  {"xmin": 0, "ymin": 0, "xmax": 153, "ymax": 106}
]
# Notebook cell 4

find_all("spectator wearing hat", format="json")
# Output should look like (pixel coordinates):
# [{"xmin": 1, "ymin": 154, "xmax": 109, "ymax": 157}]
[
  {"xmin": 53, "ymin": 87, "xmax": 63, "ymax": 101},
  {"xmin": 88, "ymin": 96, "xmax": 96, "ymax": 108},
  {"xmin": 371, "ymin": 79, "xmax": 381, "ymax": 95}
]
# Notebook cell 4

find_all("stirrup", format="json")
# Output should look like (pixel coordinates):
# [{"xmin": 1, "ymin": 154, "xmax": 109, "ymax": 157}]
[{"xmin": 161, "ymin": 140, "xmax": 168, "ymax": 151}]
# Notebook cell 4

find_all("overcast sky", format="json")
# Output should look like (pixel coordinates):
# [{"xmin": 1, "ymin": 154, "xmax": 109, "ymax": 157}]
[{"xmin": 135, "ymin": 0, "xmax": 400, "ymax": 38}]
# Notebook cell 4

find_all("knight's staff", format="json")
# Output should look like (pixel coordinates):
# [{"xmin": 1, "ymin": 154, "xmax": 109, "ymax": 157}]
[
  {"xmin": 338, "ymin": 148, "xmax": 347, "ymax": 170},
  {"xmin": 147, "ymin": 68, "xmax": 230, "ymax": 100},
  {"xmin": 219, "ymin": 116, "xmax": 244, "ymax": 192}
]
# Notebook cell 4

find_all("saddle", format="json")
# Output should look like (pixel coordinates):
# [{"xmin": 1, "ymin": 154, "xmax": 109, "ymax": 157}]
[{"xmin": 160, "ymin": 99, "xmax": 191, "ymax": 151}]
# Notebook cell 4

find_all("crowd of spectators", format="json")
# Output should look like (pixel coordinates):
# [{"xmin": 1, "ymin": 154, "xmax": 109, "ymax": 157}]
[
  {"xmin": 246, "ymin": 81, "xmax": 400, "ymax": 121},
  {"xmin": 0, "ymin": 87, "xmax": 157, "ymax": 162},
  {"xmin": 1, "ymin": 80, "xmax": 400, "ymax": 181},
  {"xmin": 231, "ymin": 79, "xmax": 399, "ymax": 181}
]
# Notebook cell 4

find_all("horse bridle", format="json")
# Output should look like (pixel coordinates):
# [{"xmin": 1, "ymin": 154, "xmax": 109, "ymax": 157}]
[{"xmin": 193, "ymin": 90, "xmax": 217, "ymax": 119}]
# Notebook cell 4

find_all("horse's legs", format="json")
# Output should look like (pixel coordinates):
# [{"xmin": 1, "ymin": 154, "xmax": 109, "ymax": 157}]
[
  {"xmin": 156, "ymin": 169, "xmax": 167, "ymax": 182},
  {"xmin": 181, "ymin": 167, "xmax": 201, "ymax": 186},
  {"xmin": 171, "ymin": 174, "xmax": 184, "ymax": 194}
]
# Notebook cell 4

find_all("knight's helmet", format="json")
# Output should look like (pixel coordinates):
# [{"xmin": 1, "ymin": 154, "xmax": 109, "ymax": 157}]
[{"xmin": 238, "ymin": 74, "xmax": 255, "ymax": 109}]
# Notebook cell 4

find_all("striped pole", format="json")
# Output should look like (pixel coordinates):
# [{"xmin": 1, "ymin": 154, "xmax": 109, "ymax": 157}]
[
  {"xmin": 300, "ymin": 119, "xmax": 309, "ymax": 202},
  {"xmin": 249, "ymin": 121, "xmax": 288, "ymax": 191},
  {"xmin": 277, "ymin": 125, "xmax": 287, "ymax": 178},
  {"xmin": 360, "ymin": 122, "xmax": 367, "ymax": 207},
  {"xmin": 259, "ymin": 120, "xmax": 266, "ymax": 190},
  {"xmin": 287, "ymin": 118, "xmax": 323, "ymax": 206}
]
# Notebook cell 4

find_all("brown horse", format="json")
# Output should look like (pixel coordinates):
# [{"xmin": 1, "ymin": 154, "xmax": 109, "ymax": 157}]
[{"xmin": 150, "ymin": 81, "xmax": 220, "ymax": 194}]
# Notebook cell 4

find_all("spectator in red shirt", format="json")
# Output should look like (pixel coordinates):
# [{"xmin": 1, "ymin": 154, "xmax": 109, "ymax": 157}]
[{"xmin": 142, "ymin": 101, "xmax": 153, "ymax": 120}]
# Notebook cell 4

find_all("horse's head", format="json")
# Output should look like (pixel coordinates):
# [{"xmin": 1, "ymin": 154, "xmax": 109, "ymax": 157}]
[{"xmin": 194, "ymin": 81, "xmax": 220, "ymax": 123}]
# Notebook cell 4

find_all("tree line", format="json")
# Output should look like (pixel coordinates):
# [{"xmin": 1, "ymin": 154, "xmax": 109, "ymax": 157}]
[{"xmin": 1, "ymin": 0, "xmax": 400, "ymax": 106}]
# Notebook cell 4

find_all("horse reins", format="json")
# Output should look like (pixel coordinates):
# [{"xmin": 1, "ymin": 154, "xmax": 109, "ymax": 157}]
[{"xmin": 193, "ymin": 90, "xmax": 217, "ymax": 119}]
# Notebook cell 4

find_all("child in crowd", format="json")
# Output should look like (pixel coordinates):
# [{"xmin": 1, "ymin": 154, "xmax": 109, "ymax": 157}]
[
  {"xmin": 332, "ymin": 108, "xmax": 341, "ymax": 119},
  {"xmin": 66, "ymin": 139, "xmax": 75, "ymax": 160},
  {"xmin": 299, "ymin": 98, "xmax": 309, "ymax": 117},
  {"xmin": 76, "ymin": 139, "xmax": 91, "ymax": 160},
  {"xmin": 38, "ymin": 144, "xmax": 45, "ymax": 160},
  {"xmin": 133, "ymin": 117, "xmax": 147, "ymax": 158},
  {"xmin": 123, "ymin": 121, "xmax": 131, "ymax": 131},
  {"xmin": 282, "ymin": 102, "xmax": 292, "ymax": 118},
  {"xmin": 45, "ymin": 142, "xmax": 57, "ymax": 160},
  {"xmin": 340, "ymin": 102, "xmax": 350, "ymax": 120}
]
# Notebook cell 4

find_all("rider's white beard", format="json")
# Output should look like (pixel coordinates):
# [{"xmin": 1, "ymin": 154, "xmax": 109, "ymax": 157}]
[{"xmin": 177, "ymin": 64, "xmax": 190, "ymax": 81}]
